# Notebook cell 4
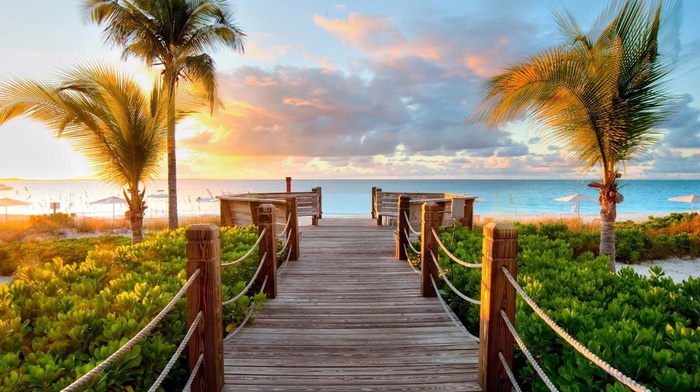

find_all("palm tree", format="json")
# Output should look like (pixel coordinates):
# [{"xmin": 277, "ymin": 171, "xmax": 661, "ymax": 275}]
[
  {"xmin": 82, "ymin": 0, "xmax": 246, "ymax": 229},
  {"xmin": 0, "ymin": 64, "xmax": 173, "ymax": 243},
  {"xmin": 470, "ymin": 0, "xmax": 678, "ymax": 271}
]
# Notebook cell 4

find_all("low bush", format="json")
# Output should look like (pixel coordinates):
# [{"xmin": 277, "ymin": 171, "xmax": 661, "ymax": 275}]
[
  {"xmin": 435, "ymin": 220, "xmax": 700, "ymax": 392},
  {"xmin": 0, "ymin": 225, "xmax": 265, "ymax": 391}
]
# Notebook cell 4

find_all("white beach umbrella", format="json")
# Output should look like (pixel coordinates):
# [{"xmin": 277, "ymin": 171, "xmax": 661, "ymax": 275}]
[
  {"xmin": 0, "ymin": 197, "xmax": 31, "ymax": 221},
  {"xmin": 89, "ymin": 196, "xmax": 126, "ymax": 220},
  {"xmin": 554, "ymin": 193, "xmax": 598, "ymax": 219},
  {"xmin": 668, "ymin": 194, "xmax": 700, "ymax": 213}
]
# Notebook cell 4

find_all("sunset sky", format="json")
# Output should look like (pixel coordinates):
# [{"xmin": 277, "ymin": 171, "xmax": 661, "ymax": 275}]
[{"xmin": 0, "ymin": 0, "xmax": 698, "ymax": 180}]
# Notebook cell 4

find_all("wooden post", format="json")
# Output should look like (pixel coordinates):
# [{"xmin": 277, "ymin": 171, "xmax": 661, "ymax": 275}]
[
  {"xmin": 316, "ymin": 187, "xmax": 322, "ymax": 220},
  {"xmin": 186, "ymin": 225, "xmax": 223, "ymax": 392},
  {"xmin": 420, "ymin": 202, "xmax": 442, "ymax": 297},
  {"xmin": 371, "ymin": 187, "xmax": 378, "ymax": 219},
  {"xmin": 479, "ymin": 222, "xmax": 518, "ymax": 391},
  {"xmin": 285, "ymin": 196, "xmax": 300, "ymax": 261},
  {"xmin": 256, "ymin": 204, "xmax": 277, "ymax": 299},
  {"xmin": 396, "ymin": 195, "xmax": 410, "ymax": 260},
  {"xmin": 286, "ymin": 177, "xmax": 291, "ymax": 192},
  {"xmin": 463, "ymin": 197, "xmax": 475, "ymax": 230},
  {"xmin": 374, "ymin": 188, "xmax": 383, "ymax": 226},
  {"xmin": 311, "ymin": 187, "xmax": 322, "ymax": 226}
]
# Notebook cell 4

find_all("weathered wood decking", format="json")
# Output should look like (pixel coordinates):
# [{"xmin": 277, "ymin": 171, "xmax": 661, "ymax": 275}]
[{"xmin": 222, "ymin": 218, "xmax": 481, "ymax": 391}]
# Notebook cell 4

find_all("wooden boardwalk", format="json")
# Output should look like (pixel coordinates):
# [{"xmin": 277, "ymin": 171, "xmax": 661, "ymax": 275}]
[{"xmin": 223, "ymin": 218, "xmax": 481, "ymax": 391}]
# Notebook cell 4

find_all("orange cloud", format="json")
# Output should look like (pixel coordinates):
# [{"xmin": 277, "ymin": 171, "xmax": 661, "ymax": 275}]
[{"xmin": 313, "ymin": 13, "xmax": 440, "ymax": 62}]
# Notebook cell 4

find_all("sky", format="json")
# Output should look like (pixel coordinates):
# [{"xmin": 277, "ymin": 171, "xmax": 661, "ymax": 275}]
[{"xmin": 0, "ymin": 0, "xmax": 699, "ymax": 180}]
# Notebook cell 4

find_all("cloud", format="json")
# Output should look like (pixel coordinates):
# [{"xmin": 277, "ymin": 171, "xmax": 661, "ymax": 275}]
[{"xmin": 661, "ymin": 94, "xmax": 700, "ymax": 148}]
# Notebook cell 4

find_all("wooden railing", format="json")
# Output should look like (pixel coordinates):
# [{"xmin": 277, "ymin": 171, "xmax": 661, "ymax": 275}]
[
  {"xmin": 372, "ymin": 187, "xmax": 476, "ymax": 229},
  {"xmin": 218, "ymin": 195, "xmax": 299, "ymax": 261},
  {"xmin": 410, "ymin": 201, "xmax": 651, "ymax": 392},
  {"xmin": 221, "ymin": 187, "xmax": 322, "ymax": 225},
  {"xmin": 186, "ymin": 203, "xmax": 290, "ymax": 391}
]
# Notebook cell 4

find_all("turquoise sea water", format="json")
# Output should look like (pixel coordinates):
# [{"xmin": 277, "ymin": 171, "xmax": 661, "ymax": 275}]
[{"xmin": 0, "ymin": 179, "xmax": 698, "ymax": 218}]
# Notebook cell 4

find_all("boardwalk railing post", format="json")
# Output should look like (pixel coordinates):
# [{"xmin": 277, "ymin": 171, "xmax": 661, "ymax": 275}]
[
  {"xmin": 286, "ymin": 196, "xmax": 300, "ymax": 261},
  {"xmin": 311, "ymin": 187, "xmax": 322, "ymax": 225},
  {"xmin": 479, "ymin": 222, "xmax": 518, "ymax": 391},
  {"xmin": 256, "ymin": 204, "xmax": 277, "ymax": 299},
  {"xmin": 286, "ymin": 176, "xmax": 292, "ymax": 192},
  {"xmin": 373, "ymin": 187, "xmax": 383, "ymax": 225},
  {"xmin": 420, "ymin": 202, "xmax": 441, "ymax": 297},
  {"xmin": 463, "ymin": 198, "xmax": 475, "ymax": 230},
  {"xmin": 396, "ymin": 195, "xmax": 410, "ymax": 260},
  {"xmin": 186, "ymin": 225, "xmax": 223, "ymax": 392}
]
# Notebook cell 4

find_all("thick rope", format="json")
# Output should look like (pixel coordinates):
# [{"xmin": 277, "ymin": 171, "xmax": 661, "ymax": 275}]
[
  {"xmin": 430, "ymin": 250, "xmax": 480, "ymax": 305},
  {"xmin": 499, "ymin": 351, "xmax": 523, "ymax": 392},
  {"xmin": 181, "ymin": 353, "xmax": 204, "ymax": 392},
  {"xmin": 430, "ymin": 275, "xmax": 479, "ymax": 342},
  {"xmin": 500, "ymin": 309, "xmax": 558, "ymax": 392},
  {"xmin": 403, "ymin": 211, "xmax": 420, "ymax": 235},
  {"xmin": 222, "ymin": 252, "xmax": 267, "ymax": 307},
  {"xmin": 277, "ymin": 234, "xmax": 290, "ymax": 257},
  {"xmin": 403, "ymin": 229, "xmax": 421, "ymax": 254},
  {"xmin": 277, "ymin": 213, "xmax": 292, "ymax": 237},
  {"xmin": 502, "ymin": 267, "xmax": 651, "ymax": 392},
  {"xmin": 277, "ymin": 244, "xmax": 293, "ymax": 276},
  {"xmin": 147, "ymin": 311, "xmax": 203, "ymax": 392},
  {"xmin": 223, "ymin": 276, "xmax": 267, "ymax": 343},
  {"xmin": 61, "ymin": 269, "xmax": 201, "ymax": 392},
  {"xmin": 403, "ymin": 245, "xmax": 421, "ymax": 275},
  {"xmin": 431, "ymin": 227, "xmax": 481, "ymax": 268},
  {"xmin": 221, "ymin": 228, "xmax": 266, "ymax": 269}
]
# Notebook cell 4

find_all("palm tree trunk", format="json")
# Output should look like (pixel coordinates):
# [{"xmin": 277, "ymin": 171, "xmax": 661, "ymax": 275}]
[
  {"xmin": 129, "ymin": 210, "xmax": 145, "ymax": 244},
  {"xmin": 598, "ymin": 184, "xmax": 619, "ymax": 273},
  {"xmin": 166, "ymin": 72, "xmax": 178, "ymax": 230}
]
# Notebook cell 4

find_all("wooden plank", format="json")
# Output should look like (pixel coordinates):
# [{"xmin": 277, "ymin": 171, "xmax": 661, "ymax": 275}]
[{"xmin": 222, "ymin": 217, "xmax": 481, "ymax": 391}]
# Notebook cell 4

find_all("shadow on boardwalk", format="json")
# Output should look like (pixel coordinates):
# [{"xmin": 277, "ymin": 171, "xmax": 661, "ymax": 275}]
[{"xmin": 223, "ymin": 217, "xmax": 481, "ymax": 391}]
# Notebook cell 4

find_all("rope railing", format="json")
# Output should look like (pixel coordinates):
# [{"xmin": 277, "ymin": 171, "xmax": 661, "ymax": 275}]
[
  {"xmin": 500, "ymin": 308, "xmax": 557, "ymax": 391},
  {"xmin": 222, "ymin": 251, "xmax": 268, "ymax": 307},
  {"xmin": 429, "ymin": 250, "xmax": 480, "ymax": 305},
  {"xmin": 430, "ymin": 275, "xmax": 479, "ymax": 342},
  {"xmin": 182, "ymin": 353, "xmax": 204, "ymax": 392},
  {"xmin": 431, "ymin": 227, "xmax": 481, "ymax": 268},
  {"xmin": 277, "ymin": 244, "xmax": 293, "ymax": 276},
  {"xmin": 276, "ymin": 213, "xmax": 292, "ymax": 238},
  {"xmin": 224, "ymin": 276, "xmax": 268, "ymax": 343},
  {"xmin": 221, "ymin": 228, "xmax": 266, "ymax": 269},
  {"xmin": 501, "ymin": 266, "xmax": 651, "ymax": 392},
  {"xmin": 61, "ymin": 269, "xmax": 202, "ymax": 392},
  {"xmin": 402, "ymin": 245, "xmax": 421, "ymax": 275},
  {"xmin": 404, "ymin": 229, "xmax": 421, "ymax": 255},
  {"xmin": 147, "ymin": 311, "xmax": 203, "ymax": 392},
  {"xmin": 403, "ymin": 211, "xmax": 420, "ymax": 235},
  {"xmin": 499, "ymin": 352, "xmax": 523, "ymax": 392},
  {"xmin": 277, "ymin": 234, "xmax": 291, "ymax": 257}
]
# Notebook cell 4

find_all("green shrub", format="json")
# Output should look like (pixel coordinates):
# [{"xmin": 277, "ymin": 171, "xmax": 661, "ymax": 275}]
[
  {"xmin": 0, "ymin": 225, "xmax": 266, "ymax": 391},
  {"xmin": 436, "ymin": 220, "xmax": 700, "ymax": 392}
]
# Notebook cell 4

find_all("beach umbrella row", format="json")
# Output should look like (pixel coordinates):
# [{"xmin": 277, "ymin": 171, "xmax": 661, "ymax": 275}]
[
  {"xmin": 668, "ymin": 194, "xmax": 699, "ymax": 213},
  {"xmin": 0, "ymin": 197, "xmax": 31, "ymax": 222}
]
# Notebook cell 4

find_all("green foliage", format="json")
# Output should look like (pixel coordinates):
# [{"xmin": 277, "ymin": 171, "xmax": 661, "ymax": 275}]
[
  {"xmin": 0, "ymin": 225, "xmax": 265, "ymax": 391},
  {"xmin": 0, "ymin": 236, "xmax": 131, "ymax": 276},
  {"xmin": 436, "ymin": 220, "xmax": 700, "ymax": 392}
]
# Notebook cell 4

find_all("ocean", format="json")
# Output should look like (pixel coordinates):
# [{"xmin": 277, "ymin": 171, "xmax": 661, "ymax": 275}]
[{"xmin": 0, "ymin": 179, "xmax": 698, "ymax": 220}]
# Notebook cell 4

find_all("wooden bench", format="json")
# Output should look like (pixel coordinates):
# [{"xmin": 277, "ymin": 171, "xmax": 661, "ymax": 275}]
[
  {"xmin": 371, "ymin": 187, "xmax": 443, "ymax": 225},
  {"xmin": 371, "ymin": 187, "xmax": 476, "ymax": 229},
  {"xmin": 218, "ymin": 195, "xmax": 301, "ymax": 261},
  {"xmin": 226, "ymin": 187, "xmax": 322, "ymax": 225}
]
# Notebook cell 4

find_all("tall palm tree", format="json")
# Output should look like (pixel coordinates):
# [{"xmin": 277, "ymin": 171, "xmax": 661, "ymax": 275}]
[
  {"xmin": 82, "ymin": 0, "xmax": 246, "ymax": 229},
  {"xmin": 470, "ymin": 0, "xmax": 678, "ymax": 271},
  {"xmin": 0, "ymin": 64, "xmax": 174, "ymax": 243}
]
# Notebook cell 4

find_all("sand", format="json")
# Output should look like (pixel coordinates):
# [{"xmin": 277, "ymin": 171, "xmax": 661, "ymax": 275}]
[{"xmin": 619, "ymin": 258, "xmax": 700, "ymax": 282}]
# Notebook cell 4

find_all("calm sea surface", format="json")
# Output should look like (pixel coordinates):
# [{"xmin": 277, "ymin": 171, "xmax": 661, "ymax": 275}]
[{"xmin": 0, "ymin": 179, "xmax": 698, "ymax": 219}]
